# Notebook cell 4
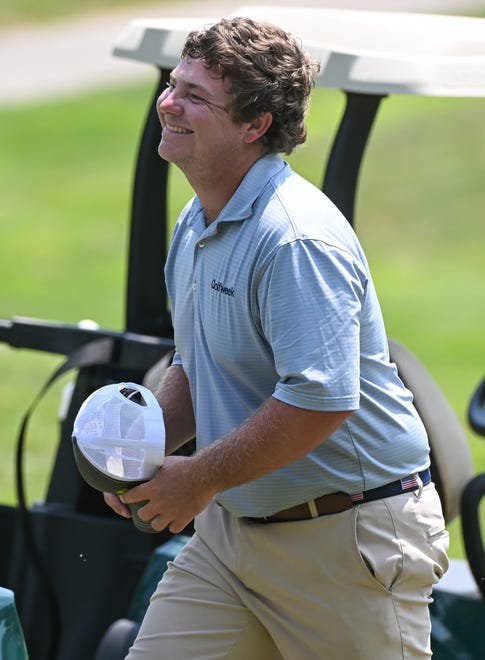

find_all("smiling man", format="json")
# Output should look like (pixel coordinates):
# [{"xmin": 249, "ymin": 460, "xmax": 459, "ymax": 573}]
[
  {"xmin": 157, "ymin": 55, "xmax": 273, "ymax": 223},
  {"xmin": 105, "ymin": 16, "xmax": 449, "ymax": 659}
]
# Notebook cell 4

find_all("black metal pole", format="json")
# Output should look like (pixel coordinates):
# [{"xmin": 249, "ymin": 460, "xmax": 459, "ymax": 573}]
[
  {"xmin": 125, "ymin": 69, "xmax": 173, "ymax": 337},
  {"xmin": 322, "ymin": 91, "xmax": 385, "ymax": 227}
]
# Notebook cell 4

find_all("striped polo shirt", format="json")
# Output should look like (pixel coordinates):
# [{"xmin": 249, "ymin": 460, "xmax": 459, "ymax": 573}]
[{"xmin": 165, "ymin": 154, "xmax": 430, "ymax": 517}]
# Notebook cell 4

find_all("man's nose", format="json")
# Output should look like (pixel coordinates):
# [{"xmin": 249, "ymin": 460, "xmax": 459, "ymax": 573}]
[{"xmin": 158, "ymin": 89, "xmax": 182, "ymax": 114}]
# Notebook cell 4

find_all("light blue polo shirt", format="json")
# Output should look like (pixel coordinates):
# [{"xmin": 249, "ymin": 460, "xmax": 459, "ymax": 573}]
[{"xmin": 165, "ymin": 154, "xmax": 430, "ymax": 517}]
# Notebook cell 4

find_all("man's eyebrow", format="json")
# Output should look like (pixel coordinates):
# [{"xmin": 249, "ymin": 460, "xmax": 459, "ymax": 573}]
[{"xmin": 169, "ymin": 74, "xmax": 212, "ymax": 98}]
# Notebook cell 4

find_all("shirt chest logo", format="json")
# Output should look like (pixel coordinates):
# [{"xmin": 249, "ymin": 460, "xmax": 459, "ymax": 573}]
[{"xmin": 211, "ymin": 279, "xmax": 235, "ymax": 298}]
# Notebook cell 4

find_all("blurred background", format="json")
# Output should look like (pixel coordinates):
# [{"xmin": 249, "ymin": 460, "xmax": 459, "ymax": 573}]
[{"xmin": 1, "ymin": 0, "xmax": 484, "ymax": 560}]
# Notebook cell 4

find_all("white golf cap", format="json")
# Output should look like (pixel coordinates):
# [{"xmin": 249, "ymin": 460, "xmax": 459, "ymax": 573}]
[{"xmin": 72, "ymin": 382, "xmax": 165, "ymax": 484}]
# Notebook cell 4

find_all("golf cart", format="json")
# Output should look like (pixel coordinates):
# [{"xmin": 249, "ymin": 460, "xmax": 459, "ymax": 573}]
[{"xmin": 1, "ymin": 6, "xmax": 485, "ymax": 659}]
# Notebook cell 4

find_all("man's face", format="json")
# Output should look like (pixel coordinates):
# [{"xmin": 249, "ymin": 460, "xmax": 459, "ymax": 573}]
[{"xmin": 156, "ymin": 58, "xmax": 248, "ymax": 177}]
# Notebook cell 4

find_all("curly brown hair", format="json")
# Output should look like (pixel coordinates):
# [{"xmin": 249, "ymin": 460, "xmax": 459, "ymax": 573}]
[{"xmin": 181, "ymin": 17, "xmax": 320, "ymax": 155}]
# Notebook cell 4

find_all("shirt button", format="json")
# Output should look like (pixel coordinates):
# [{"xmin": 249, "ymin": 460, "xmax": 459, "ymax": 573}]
[
  {"xmin": 192, "ymin": 282, "xmax": 197, "ymax": 292},
  {"xmin": 198, "ymin": 240, "xmax": 205, "ymax": 248}
]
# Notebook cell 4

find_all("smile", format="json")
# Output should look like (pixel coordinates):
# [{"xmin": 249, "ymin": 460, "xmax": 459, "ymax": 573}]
[{"xmin": 164, "ymin": 123, "xmax": 193, "ymax": 134}]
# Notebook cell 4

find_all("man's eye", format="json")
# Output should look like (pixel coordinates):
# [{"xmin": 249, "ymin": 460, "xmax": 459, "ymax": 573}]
[
  {"xmin": 188, "ymin": 93, "xmax": 207, "ymax": 104},
  {"xmin": 163, "ymin": 83, "xmax": 210, "ymax": 106}
]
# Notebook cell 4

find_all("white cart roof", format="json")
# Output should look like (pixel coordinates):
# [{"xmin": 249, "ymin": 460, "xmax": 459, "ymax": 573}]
[{"xmin": 113, "ymin": 6, "xmax": 485, "ymax": 98}]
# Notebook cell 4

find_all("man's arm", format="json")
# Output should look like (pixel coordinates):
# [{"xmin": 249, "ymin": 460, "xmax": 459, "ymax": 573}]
[
  {"xmin": 153, "ymin": 363, "xmax": 196, "ymax": 455},
  {"xmin": 121, "ymin": 396, "xmax": 353, "ymax": 533}
]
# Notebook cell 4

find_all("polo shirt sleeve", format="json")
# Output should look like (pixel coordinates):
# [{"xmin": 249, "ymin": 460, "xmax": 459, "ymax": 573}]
[
  {"xmin": 257, "ymin": 238, "xmax": 367, "ymax": 411},
  {"xmin": 171, "ymin": 351, "xmax": 183, "ymax": 367}
]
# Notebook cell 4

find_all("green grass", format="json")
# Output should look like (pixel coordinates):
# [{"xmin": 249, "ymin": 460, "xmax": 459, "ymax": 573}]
[
  {"xmin": 1, "ymin": 81, "xmax": 485, "ymax": 558},
  {"xmin": 2, "ymin": 0, "xmax": 484, "ymax": 27},
  {"xmin": 0, "ymin": 0, "xmax": 172, "ymax": 26},
  {"xmin": 0, "ymin": 80, "xmax": 154, "ymax": 505}
]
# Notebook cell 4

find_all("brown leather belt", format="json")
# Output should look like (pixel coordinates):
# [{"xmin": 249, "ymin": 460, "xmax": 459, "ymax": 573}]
[
  {"xmin": 248, "ymin": 469, "xmax": 431, "ymax": 524},
  {"xmin": 249, "ymin": 492, "xmax": 353, "ymax": 523}
]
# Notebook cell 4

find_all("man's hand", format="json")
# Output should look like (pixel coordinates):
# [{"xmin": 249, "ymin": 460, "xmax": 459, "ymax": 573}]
[{"xmin": 104, "ymin": 455, "xmax": 214, "ymax": 534}]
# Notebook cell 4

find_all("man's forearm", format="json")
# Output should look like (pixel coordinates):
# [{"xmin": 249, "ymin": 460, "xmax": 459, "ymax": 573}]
[
  {"xmin": 154, "ymin": 363, "xmax": 196, "ymax": 454},
  {"xmin": 192, "ymin": 397, "xmax": 353, "ymax": 497},
  {"xmin": 115, "ymin": 393, "xmax": 353, "ymax": 533}
]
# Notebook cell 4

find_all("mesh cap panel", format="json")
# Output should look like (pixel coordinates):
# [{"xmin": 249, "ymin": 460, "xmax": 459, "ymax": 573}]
[{"xmin": 72, "ymin": 382, "xmax": 165, "ymax": 480}]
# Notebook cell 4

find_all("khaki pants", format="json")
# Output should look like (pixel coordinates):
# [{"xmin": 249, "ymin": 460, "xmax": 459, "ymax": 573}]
[{"xmin": 127, "ymin": 483, "xmax": 448, "ymax": 659}]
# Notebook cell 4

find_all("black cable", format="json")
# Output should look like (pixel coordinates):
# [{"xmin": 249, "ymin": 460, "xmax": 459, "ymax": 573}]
[
  {"xmin": 16, "ymin": 406, "xmax": 61, "ymax": 659},
  {"xmin": 14, "ymin": 337, "xmax": 115, "ymax": 659}
]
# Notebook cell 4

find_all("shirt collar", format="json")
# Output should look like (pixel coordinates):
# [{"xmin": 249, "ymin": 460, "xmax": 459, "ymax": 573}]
[{"xmin": 189, "ymin": 153, "xmax": 286, "ymax": 232}]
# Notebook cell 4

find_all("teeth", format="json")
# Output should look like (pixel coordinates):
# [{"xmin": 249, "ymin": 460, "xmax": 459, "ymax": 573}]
[{"xmin": 165, "ymin": 123, "xmax": 192, "ymax": 134}]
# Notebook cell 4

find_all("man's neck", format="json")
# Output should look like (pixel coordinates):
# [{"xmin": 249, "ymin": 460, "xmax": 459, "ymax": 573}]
[{"xmin": 186, "ymin": 149, "xmax": 267, "ymax": 225}]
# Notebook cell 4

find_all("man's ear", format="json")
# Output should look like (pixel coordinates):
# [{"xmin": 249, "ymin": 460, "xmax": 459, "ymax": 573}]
[{"xmin": 244, "ymin": 112, "xmax": 273, "ymax": 144}]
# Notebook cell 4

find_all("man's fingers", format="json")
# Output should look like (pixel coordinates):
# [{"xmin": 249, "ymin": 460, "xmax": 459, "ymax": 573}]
[
  {"xmin": 168, "ymin": 518, "xmax": 189, "ymax": 534},
  {"xmin": 149, "ymin": 514, "xmax": 171, "ymax": 533},
  {"xmin": 103, "ymin": 492, "xmax": 132, "ymax": 519}
]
